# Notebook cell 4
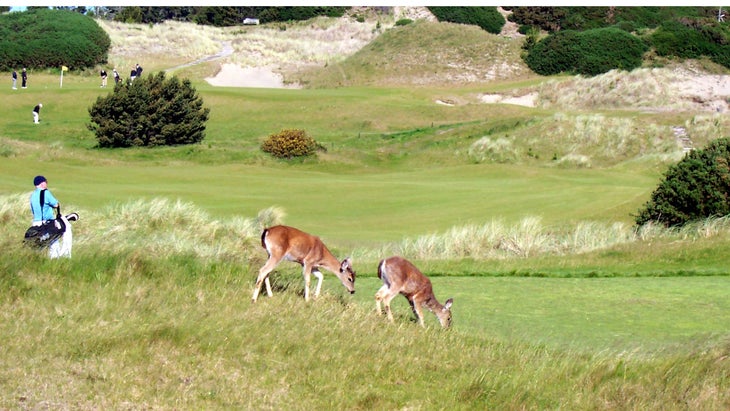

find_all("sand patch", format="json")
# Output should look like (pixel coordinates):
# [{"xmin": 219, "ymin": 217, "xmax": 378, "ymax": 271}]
[
  {"xmin": 205, "ymin": 63, "xmax": 301, "ymax": 89},
  {"xmin": 479, "ymin": 92, "xmax": 537, "ymax": 107}
]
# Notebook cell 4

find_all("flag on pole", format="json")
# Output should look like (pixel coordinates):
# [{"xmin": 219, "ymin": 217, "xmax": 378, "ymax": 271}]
[{"xmin": 60, "ymin": 65, "xmax": 67, "ymax": 88}]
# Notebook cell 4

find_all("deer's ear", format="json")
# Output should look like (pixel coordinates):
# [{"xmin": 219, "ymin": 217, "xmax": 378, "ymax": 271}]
[
  {"xmin": 341, "ymin": 257, "xmax": 352, "ymax": 269},
  {"xmin": 444, "ymin": 298, "xmax": 453, "ymax": 310}
]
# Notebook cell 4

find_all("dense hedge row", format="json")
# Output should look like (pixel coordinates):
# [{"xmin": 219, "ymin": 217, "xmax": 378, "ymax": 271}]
[
  {"xmin": 516, "ymin": 7, "xmax": 730, "ymax": 75},
  {"xmin": 650, "ymin": 19, "xmax": 730, "ymax": 68},
  {"xmin": 103, "ymin": 6, "xmax": 348, "ymax": 26},
  {"xmin": 635, "ymin": 138, "xmax": 730, "ymax": 227},
  {"xmin": 508, "ymin": 6, "xmax": 715, "ymax": 33},
  {"xmin": 525, "ymin": 28, "xmax": 647, "ymax": 76},
  {"xmin": 88, "ymin": 72, "xmax": 209, "ymax": 148},
  {"xmin": 0, "ymin": 8, "xmax": 110, "ymax": 71},
  {"xmin": 427, "ymin": 6, "xmax": 505, "ymax": 34}
]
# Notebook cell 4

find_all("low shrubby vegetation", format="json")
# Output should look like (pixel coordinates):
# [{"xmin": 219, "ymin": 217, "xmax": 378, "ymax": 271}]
[
  {"xmin": 650, "ymin": 19, "xmax": 730, "ymax": 68},
  {"xmin": 261, "ymin": 128, "xmax": 324, "ymax": 159},
  {"xmin": 0, "ymin": 8, "xmax": 110, "ymax": 71},
  {"xmin": 636, "ymin": 137, "xmax": 730, "ymax": 227},
  {"xmin": 508, "ymin": 6, "xmax": 714, "ymax": 33},
  {"xmin": 525, "ymin": 28, "xmax": 647, "ymax": 75},
  {"xmin": 88, "ymin": 72, "xmax": 210, "ymax": 148},
  {"xmin": 428, "ymin": 6, "xmax": 505, "ymax": 34},
  {"xmin": 516, "ymin": 6, "xmax": 730, "ymax": 75},
  {"xmin": 102, "ymin": 6, "xmax": 350, "ymax": 26}
]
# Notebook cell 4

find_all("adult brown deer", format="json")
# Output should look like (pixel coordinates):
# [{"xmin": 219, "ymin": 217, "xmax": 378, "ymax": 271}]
[
  {"xmin": 375, "ymin": 256, "xmax": 453, "ymax": 328},
  {"xmin": 252, "ymin": 225, "xmax": 356, "ymax": 303}
]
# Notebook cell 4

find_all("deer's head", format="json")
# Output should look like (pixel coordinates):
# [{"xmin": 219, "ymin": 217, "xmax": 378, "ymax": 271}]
[
  {"xmin": 338, "ymin": 257, "xmax": 356, "ymax": 294},
  {"xmin": 437, "ymin": 298, "xmax": 453, "ymax": 328}
]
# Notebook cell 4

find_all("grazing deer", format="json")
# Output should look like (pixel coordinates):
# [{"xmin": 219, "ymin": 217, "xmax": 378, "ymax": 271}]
[
  {"xmin": 375, "ymin": 256, "xmax": 453, "ymax": 328},
  {"xmin": 252, "ymin": 225, "xmax": 356, "ymax": 303}
]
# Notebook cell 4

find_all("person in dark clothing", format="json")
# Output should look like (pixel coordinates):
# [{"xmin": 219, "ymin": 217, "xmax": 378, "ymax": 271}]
[
  {"xmin": 130, "ymin": 67, "xmax": 137, "ymax": 83},
  {"xmin": 33, "ymin": 103, "xmax": 42, "ymax": 124},
  {"xmin": 135, "ymin": 64, "xmax": 143, "ymax": 79},
  {"xmin": 12, "ymin": 69, "xmax": 17, "ymax": 89},
  {"xmin": 113, "ymin": 68, "xmax": 120, "ymax": 84},
  {"xmin": 100, "ymin": 69, "xmax": 107, "ymax": 87},
  {"xmin": 21, "ymin": 68, "xmax": 27, "ymax": 88}
]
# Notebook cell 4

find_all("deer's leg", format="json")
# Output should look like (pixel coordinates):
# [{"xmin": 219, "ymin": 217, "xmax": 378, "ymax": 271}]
[
  {"xmin": 374, "ymin": 284, "xmax": 389, "ymax": 314},
  {"xmin": 252, "ymin": 257, "xmax": 279, "ymax": 303},
  {"xmin": 302, "ymin": 263, "xmax": 313, "ymax": 301},
  {"xmin": 382, "ymin": 292, "xmax": 399, "ymax": 322},
  {"xmin": 264, "ymin": 277, "xmax": 273, "ymax": 297},
  {"xmin": 412, "ymin": 300, "xmax": 426, "ymax": 327},
  {"xmin": 312, "ymin": 269, "xmax": 324, "ymax": 298}
]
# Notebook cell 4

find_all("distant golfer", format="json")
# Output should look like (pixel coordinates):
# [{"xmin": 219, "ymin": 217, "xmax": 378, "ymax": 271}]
[
  {"xmin": 33, "ymin": 103, "xmax": 42, "ymax": 124},
  {"xmin": 21, "ymin": 68, "xmax": 27, "ymax": 88},
  {"xmin": 12, "ymin": 69, "xmax": 17, "ymax": 90}
]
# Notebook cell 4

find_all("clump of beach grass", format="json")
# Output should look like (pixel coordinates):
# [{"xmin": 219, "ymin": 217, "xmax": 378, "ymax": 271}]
[
  {"xmin": 537, "ymin": 68, "xmax": 688, "ymax": 110},
  {"xmin": 0, "ymin": 193, "xmax": 285, "ymax": 262},
  {"xmin": 367, "ymin": 215, "xmax": 730, "ymax": 261},
  {"xmin": 4, "ymin": 193, "xmax": 730, "ymax": 265}
]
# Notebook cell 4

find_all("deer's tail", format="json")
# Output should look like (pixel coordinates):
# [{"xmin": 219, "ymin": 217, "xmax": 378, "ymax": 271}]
[
  {"xmin": 377, "ymin": 259, "xmax": 386, "ymax": 280},
  {"xmin": 260, "ymin": 228, "xmax": 269, "ymax": 250}
]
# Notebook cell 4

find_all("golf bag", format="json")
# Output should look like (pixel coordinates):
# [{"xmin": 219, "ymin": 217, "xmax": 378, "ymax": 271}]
[
  {"xmin": 23, "ymin": 198, "xmax": 79, "ymax": 250},
  {"xmin": 23, "ymin": 217, "xmax": 66, "ymax": 248}
]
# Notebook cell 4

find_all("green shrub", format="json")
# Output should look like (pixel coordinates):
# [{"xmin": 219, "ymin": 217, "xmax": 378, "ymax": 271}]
[
  {"xmin": 525, "ymin": 28, "xmax": 647, "ymax": 76},
  {"xmin": 650, "ymin": 19, "xmax": 730, "ymax": 69},
  {"xmin": 261, "ymin": 129, "xmax": 323, "ymax": 159},
  {"xmin": 88, "ymin": 72, "xmax": 210, "ymax": 148},
  {"xmin": 509, "ymin": 7, "xmax": 715, "ymax": 33},
  {"xmin": 635, "ymin": 138, "xmax": 730, "ymax": 227},
  {"xmin": 395, "ymin": 18, "xmax": 413, "ymax": 26},
  {"xmin": 0, "ymin": 8, "xmax": 110, "ymax": 71},
  {"xmin": 427, "ymin": 7, "xmax": 505, "ymax": 34},
  {"xmin": 508, "ymin": 7, "xmax": 566, "ymax": 32}
]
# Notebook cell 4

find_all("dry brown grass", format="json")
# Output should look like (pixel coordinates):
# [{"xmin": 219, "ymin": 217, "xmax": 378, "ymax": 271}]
[{"xmin": 99, "ymin": 14, "xmax": 387, "ymax": 82}]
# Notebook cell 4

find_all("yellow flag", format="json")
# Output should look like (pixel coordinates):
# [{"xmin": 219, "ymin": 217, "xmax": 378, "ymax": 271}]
[{"xmin": 61, "ymin": 65, "xmax": 68, "ymax": 71}]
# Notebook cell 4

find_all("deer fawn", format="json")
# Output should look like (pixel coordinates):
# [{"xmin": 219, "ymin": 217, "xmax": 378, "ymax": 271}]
[
  {"xmin": 252, "ymin": 225, "xmax": 356, "ymax": 303},
  {"xmin": 375, "ymin": 256, "xmax": 453, "ymax": 328}
]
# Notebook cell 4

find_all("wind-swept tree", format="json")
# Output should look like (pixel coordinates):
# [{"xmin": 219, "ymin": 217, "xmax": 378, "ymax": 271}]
[{"xmin": 88, "ymin": 72, "xmax": 210, "ymax": 148}]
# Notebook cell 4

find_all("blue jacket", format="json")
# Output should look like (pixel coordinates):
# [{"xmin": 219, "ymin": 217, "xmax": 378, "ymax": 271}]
[{"xmin": 30, "ymin": 188, "xmax": 58, "ymax": 222}]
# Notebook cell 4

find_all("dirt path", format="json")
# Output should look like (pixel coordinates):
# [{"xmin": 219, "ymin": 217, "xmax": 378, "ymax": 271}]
[{"xmin": 168, "ymin": 41, "xmax": 234, "ymax": 71}]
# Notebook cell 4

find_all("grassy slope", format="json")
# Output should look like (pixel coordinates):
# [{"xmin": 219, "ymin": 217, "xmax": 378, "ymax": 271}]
[{"xmin": 1, "ymin": 13, "xmax": 729, "ymax": 409}]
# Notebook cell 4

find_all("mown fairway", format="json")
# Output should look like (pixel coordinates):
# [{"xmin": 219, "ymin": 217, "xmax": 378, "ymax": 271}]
[
  {"xmin": 1, "ymin": 20, "xmax": 729, "ymax": 409},
  {"xmin": 0, "ymin": 74, "xmax": 660, "ymax": 242}
]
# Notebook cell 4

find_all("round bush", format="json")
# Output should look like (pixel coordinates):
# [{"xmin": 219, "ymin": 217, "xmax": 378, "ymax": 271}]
[
  {"xmin": 261, "ymin": 129, "xmax": 323, "ymax": 159},
  {"xmin": 88, "ymin": 72, "xmax": 209, "ymax": 148},
  {"xmin": 0, "ymin": 8, "xmax": 110, "ymax": 71},
  {"xmin": 635, "ymin": 137, "xmax": 730, "ymax": 227}
]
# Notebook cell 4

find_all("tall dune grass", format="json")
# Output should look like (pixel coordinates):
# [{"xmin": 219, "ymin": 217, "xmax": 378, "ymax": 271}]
[
  {"xmin": 0, "ymin": 193, "xmax": 284, "ymax": 262},
  {"xmin": 98, "ymin": 15, "xmax": 385, "ymax": 80},
  {"xmin": 537, "ymin": 68, "xmax": 688, "ymax": 110},
  {"xmin": 4, "ymin": 193, "xmax": 730, "ymax": 264},
  {"xmin": 370, "ymin": 215, "xmax": 730, "ymax": 261},
  {"xmin": 466, "ymin": 112, "xmax": 687, "ymax": 168}
]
